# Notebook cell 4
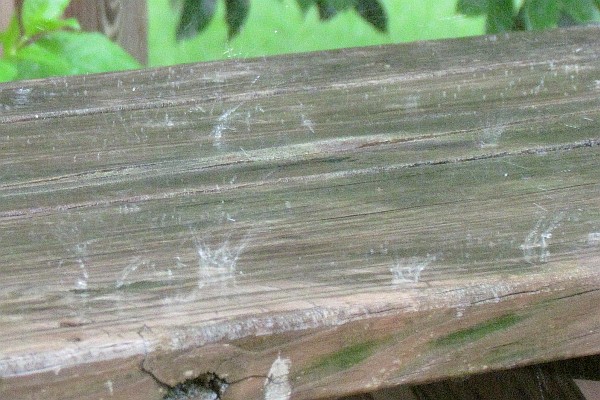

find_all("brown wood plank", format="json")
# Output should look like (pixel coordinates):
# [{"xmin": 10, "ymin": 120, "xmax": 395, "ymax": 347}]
[{"xmin": 0, "ymin": 26, "xmax": 599, "ymax": 400}]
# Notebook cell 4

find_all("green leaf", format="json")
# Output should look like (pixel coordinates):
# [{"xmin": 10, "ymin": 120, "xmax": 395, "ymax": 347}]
[
  {"xmin": 316, "ymin": 0, "xmax": 340, "ymax": 20},
  {"xmin": 225, "ymin": 0, "xmax": 250, "ymax": 38},
  {"xmin": 0, "ymin": 15, "xmax": 22, "ymax": 57},
  {"xmin": 0, "ymin": 59, "xmax": 18, "ymax": 82},
  {"xmin": 34, "ymin": 31, "xmax": 140, "ymax": 75},
  {"xmin": 21, "ymin": 0, "xmax": 73, "ymax": 37},
  {"xmin": 297, "ymin": 0, "xmax": 317, "ymax": 14},
  {"xmin": 519, "ymin": 0, "xmax": 560, "ymax": 29},
  {"xmin": 36, "ymin": 17, "xmax": 80, "ymax": 32},
  {"xmin": 560, "ymin": 0, "xmax": 600, "ymax": 23},
  {"xmin": 354, "ymin": 0, "xmax": 388, "ymax": 32},
  {"xmin": 486, "ymin": 0, "xmax": 515, "ymax": 32},
  {"xmin": 456, "ymin": 0, "xmax": 490, "ymax": 16},
  {"xmin": 176, "ymin": 0, "xmax": 218, "ymax": 40},
  {"xmin": 12, "ymin": 30, "xmax": 139, "ymax": 80},
  {"xmin": 324, "ymin": 0, "xmax": 356, "ymax": 10},
  {"xmin": 14, "ymin": 42, "xmax": 75, "ymax": 79}
]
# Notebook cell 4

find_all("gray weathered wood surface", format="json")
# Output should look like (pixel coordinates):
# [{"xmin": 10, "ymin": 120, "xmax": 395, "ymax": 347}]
[{"xmin": 0, "ymin": 26, "xmax": 599, "ymax": 400}]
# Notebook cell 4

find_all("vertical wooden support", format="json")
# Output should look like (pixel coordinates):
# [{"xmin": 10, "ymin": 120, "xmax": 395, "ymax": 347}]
[
  {"xmin": 8, "ymin": 0, "xmax": 147, "ymax": 64},
  {"xmin": 0, "ymin": 3, "xmax": 14, "ymax": 28},
  {"xmin": 0, "ymin": 2, "xmax": 15, "ymax": 56},
  {"xmin": 65, "ymin": 0, "xmax": 147, "ymax": 65}
]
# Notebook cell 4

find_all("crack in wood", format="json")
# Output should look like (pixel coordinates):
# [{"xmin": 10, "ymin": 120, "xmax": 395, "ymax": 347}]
[
  {"xmin": 137, "ymin": 325, "xmax": 270, "ymax": 399},
  {"xmin": 550, "ymin": 288, "xmax": 600, "ymax": 301},
  {"xmin": 2, "ymin": 135, "xmax": 598, "ymax": 220},
  {"xmin": 470, "ymin": 289, "xmax": 547, "ymax": 305},
  {"xmin": 139, "ymin": 359, "xmax": 229, "ymax": 400},
  {"xmin": 140, "ymin": 359, "xmax": 270, "ymax": 400}
]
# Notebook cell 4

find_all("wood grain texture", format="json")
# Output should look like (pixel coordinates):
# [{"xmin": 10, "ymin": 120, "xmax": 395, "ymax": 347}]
[{"xmin": 0, "ymin": 27, "xmax": 599, "ymax": 400}]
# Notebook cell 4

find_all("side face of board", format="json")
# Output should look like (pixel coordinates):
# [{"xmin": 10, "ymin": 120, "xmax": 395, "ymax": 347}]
[{"xmin": 0, "ymin": 27, "xmax": 599, "ymax": 400}]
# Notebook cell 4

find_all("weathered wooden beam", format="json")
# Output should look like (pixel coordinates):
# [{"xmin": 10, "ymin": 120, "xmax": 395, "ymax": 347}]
[{"xmin": 0, "ymin": 26, "xmax": 599, "ymax": 400}]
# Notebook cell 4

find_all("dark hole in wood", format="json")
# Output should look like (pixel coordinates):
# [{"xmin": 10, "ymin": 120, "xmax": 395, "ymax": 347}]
[{"xmin": 162, "ymin": 372, "xmax": 229, "ymax": 400}]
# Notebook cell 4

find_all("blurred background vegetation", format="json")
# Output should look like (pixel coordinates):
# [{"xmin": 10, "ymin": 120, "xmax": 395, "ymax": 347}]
[
  {"xmin": 1, "ymin": 0, "xmax": 599, "ymax": 81},
  {"xmin": 149, "ymin": 0, "xmax": 485, "ymax": 66},
  {"xmin": 149, "ymin": 0, "xmax": 600, "ymax": 66}
]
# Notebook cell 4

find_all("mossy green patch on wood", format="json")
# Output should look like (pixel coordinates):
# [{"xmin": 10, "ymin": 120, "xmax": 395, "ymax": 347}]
[
  {"xmin": 305, "ymin": 340, "xmax": 379, "ymax": 375},
  {"xmin": 230, "ymin": 330, "xmax": 312, "ymax": 352},
  {"xmin": 116, "ymin": 280, "xmax": 172, "ymax": 291},
  {"xmin": 435, "ymin": 314, "xmax": 523, "ymax": 348}
]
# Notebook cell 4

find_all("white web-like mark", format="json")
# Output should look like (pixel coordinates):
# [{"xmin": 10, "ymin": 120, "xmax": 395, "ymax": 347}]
[
  {"xmin": 300, "ymin": 114, "xmax": 315, "ymax": 134},
  {"xmin": 588, "ymin": 232, "xmax": 600, "ymax": 246},
  {"xmin": 52, "ymin": 218, "xmax": 97, "ymax": 291},
  {"xmin": 521, "ymin": 213, "xmax": 563, "ymax": 263},
  {"xmin": 211, "ymin": 104, "xmax": 242, "ymax": 148},
  {"xmin": 70, "ymin": 240, "xmax": 95, "ymax": 290},
  {"xmin": 390, "ymin": 254, "xmax": 436, "ymax": 284},
  {"xmin": 115, "ymin": 257, "xmax": 144, "ymax": 289},
  {"xmin": 477, "ymin": 118, "xmax": 505, "ymax": 148},
  {"xmin": 191, "ymin": 229, "xmax": 250, "ymax": 288}
]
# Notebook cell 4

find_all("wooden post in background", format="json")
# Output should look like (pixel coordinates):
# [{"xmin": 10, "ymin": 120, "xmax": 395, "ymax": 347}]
[
  {"xmin": 0, "ymin": 2, "xmax": 16, "ymax": 57},
  {"xmin": 65, "ymin": 0, "xmax": 147, "ymax": 65},
  {"xmin": 7, "ymin": 0, "xmax": 147, "ymax": 64},
  {"xmin": 0, "ymin": 2, "xmax": 15, "ymax": 28}
]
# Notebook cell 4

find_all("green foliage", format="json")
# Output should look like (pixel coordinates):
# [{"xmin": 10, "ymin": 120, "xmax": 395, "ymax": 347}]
[
  {"xmin": 456, "ymin": 0, "xmax": 600, "ymax": 32},
  {"xmin": 173, "ymin": 0, "xmax": 388, "ymax": 40},
  {"xmin": 0, "ymin": 0, "xmax": 140, "ymax": 83},
  {"xmin": 435, "ymin": 314, "xmax": 523, "ymax": 347},
  {"xmin": 456, "ymin": 0, "xmax": 489, "ymax": 16},
  {"xmin": 224, "ymin": 0, "xmax": 250, "ymax": 37},
  {"xmin": 306, "ymin": 340, "xmax": 379, "ymax": 374},
  {"xmin": 176, "ymin": 0, "xmax": 220, "ymax": 39},
  {"xmin": 353, "ymin": 0, "xmax": 388, "ymax": 32},
  {"xmin": 0, "ymin": 59, "xmax": 18, "ymax": 82},
  {"xmin": 517, "ymin": 0, "xmax": 560, "ymax": 30},
  {"xmin": 175, "ymin": 0, "xmax": 600, "ymax": 43},
  {"xmin": 485, "ymin": 0, "xmax": 515, "ymax": 32},
  {"xmin": 21, "ymin": 0, "xmax": 78, "ymax": 37},
  {"xmin": 149, "ymin": 0, "xmax": 485, "ymax": 66}
]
